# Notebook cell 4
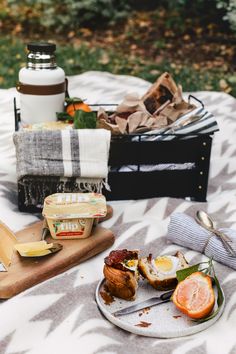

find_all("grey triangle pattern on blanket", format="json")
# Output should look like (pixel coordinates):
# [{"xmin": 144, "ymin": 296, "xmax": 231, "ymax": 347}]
[
  {"xmin": 0, "ymin": 73, "xmax": 236, "ymax": 354},
  {"xmin": 4, "ymin": 210, "xmax": 236, "ymax": 354}
]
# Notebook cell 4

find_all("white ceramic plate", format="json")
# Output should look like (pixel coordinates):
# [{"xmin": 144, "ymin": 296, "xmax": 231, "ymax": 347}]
[{"xmin": 95, "ymin": 278, "xmax": 225, "ymax": 338}]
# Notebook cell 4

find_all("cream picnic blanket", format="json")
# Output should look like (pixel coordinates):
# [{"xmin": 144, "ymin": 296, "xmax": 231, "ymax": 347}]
[{"xmin": 0, "ymin": 72, "xmax": 236, "ymax": 354}]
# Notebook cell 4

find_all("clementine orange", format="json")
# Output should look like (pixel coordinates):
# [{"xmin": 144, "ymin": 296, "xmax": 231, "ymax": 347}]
[
  {"xmin": 66, "ymin": 102, "xmax": 91, "ymax": 117},
  {"xmin": 172, "ymin": 271, "xmax": 215, "ymax": 319}
]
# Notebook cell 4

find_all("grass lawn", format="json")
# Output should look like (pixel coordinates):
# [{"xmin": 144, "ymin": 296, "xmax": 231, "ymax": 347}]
[{"xmin": 0, "ymin": 9, "xmax": 236, "ymax": 96}]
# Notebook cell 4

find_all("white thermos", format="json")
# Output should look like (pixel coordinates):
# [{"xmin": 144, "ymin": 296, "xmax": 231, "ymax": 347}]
[{"xmin": 17, "ymin": 42, "xmax": 66, "ymax": 124}]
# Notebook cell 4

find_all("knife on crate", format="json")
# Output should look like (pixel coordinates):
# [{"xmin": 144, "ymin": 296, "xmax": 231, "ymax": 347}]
[{"xmin": 112, "ymin": 289, "xmax": 174, "ymax": 317}]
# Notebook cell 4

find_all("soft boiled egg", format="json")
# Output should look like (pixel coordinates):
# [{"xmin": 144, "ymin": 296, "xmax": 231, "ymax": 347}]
[
  {"xmin": 151, "ymin": 255, "xmax": 181, "ymax": 278},
  {"xmin": 122, "ymin": 259, "xmax": 138, "ymax": 271}
]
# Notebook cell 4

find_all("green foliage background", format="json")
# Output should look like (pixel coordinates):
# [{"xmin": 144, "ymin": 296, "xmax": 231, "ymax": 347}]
[
  {"xmin": 2, "ymin": 0, "xmax": 235, "ymax": 33},
  {"xmin": 0, "ymin": 0, "xmax": 235, "ymax": 95},
  {"xmin": 1, "ymin": 0, "xmax": 132, "ymax": 32}
]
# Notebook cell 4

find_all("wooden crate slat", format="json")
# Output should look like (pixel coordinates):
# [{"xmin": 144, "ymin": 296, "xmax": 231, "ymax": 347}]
[
  {"xmin": 109, "ymin": 136, "xmax": 211, "ymax": 165},
  {"xmin": 104, "ymin": 170, "xmax": 199, "ymax": 200}
]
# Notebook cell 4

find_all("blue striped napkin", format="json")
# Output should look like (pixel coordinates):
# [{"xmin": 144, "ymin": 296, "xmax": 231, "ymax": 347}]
[{"xmin": 167, "ymin": 212, "xmax": 236, "ymax": 270}]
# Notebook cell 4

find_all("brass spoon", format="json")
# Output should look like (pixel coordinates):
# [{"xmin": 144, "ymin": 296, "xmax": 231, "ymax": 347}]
[{"xmin": 196, "ymin": 210, "xmax": 236, "ymax": 257}]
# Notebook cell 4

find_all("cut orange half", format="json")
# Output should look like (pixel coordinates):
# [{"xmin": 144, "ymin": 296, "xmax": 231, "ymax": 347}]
[{"xmin": 172, "ymin": 271, "xmax": 215, "ymax": 319}]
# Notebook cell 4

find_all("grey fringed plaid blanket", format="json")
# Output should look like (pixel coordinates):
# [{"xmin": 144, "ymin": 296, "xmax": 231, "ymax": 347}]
[{"xmin": 13, "ymin": 128, "xmax": 111, "ymax": 207}]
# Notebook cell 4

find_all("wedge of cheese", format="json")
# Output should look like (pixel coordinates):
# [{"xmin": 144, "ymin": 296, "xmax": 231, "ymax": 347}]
[{"xmin": 14, "ymin": 241, "xmax": 54, "ymax": 257}]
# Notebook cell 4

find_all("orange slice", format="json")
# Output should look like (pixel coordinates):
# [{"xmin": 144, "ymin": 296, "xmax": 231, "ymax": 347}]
[{"xmin": 172, "ymin": 271, "xmax": 215, "ymax": 319}]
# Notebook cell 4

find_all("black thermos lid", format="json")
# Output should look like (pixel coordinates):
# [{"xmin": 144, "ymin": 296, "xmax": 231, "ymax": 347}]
[{"xmin": 27, "ymin": 42, "xmax": 56, "ymax": 53}]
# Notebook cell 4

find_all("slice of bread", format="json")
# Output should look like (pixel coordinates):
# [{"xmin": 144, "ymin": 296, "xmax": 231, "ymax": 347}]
[{"xmin": 138, "ymin": 251, "xmax": 189, "ymax": 291}]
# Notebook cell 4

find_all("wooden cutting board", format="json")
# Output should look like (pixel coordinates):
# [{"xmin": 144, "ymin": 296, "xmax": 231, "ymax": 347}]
[{"xmin": 0, "ymin": 218, "xmax": 115, "ymax": 299}]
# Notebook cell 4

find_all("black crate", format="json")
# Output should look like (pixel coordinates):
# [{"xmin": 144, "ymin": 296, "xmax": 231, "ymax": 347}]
[
  {"xmin": 17, "ymin": 133, "xmax": 212, "ymax": 212},
  {"xmin": 14, "ymin": 99, "xmax": 213, "ymax": 211},
  {"xmin": 103, "ymin": 134, "xmax": 212, "ymax": 202}
]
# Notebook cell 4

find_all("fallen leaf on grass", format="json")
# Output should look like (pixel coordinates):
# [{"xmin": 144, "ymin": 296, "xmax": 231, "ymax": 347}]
[{"xmin": 99, "ymin": 52, "xmax": 110, "ymax": 65}]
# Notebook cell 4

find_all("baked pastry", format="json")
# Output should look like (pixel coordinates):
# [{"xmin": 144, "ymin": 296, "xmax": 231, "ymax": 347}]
[
  {"xmin": 103, "ymin": 249, "xmax": 139, "ymax": 300},
  {"xmin": 141, "ymin": 72, "xmax": 178, "ymax": 114},
  {"xmin": 138, "ymin": 251, "xmax": 189, "ymax": 290}
]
